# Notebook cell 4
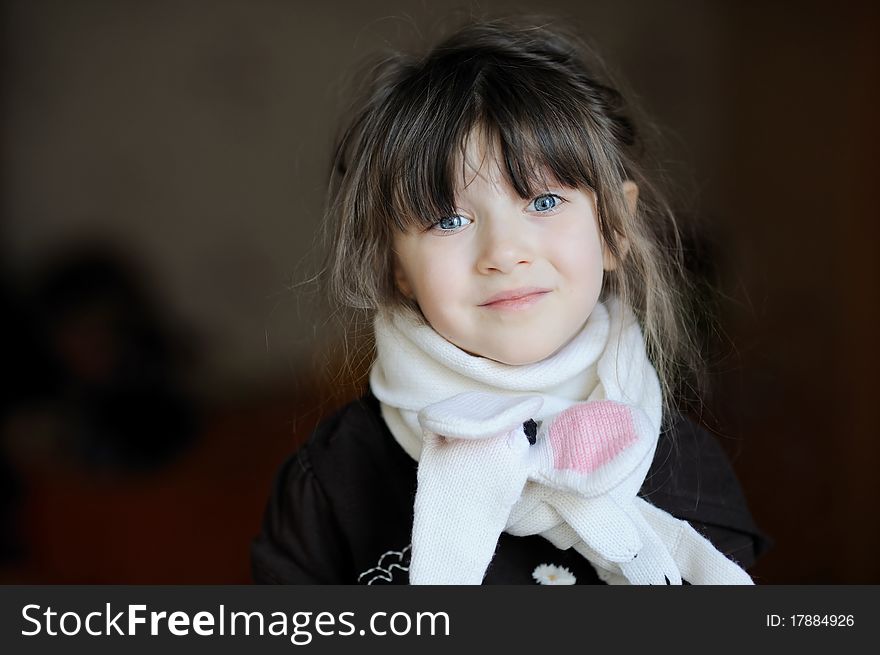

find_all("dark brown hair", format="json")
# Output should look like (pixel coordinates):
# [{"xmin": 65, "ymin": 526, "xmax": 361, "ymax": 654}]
[{"xmin": 321, "ymin": 18, "xmax": 703, "ymax": 411}]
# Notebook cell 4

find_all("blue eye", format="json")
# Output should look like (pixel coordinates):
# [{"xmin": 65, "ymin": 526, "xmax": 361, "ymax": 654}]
[
  {"xmin": 529, "ymin": 194, "xmax": 564, "ymax": 213},
  {"xmin": 433, "ymin": 215, "xmax": 472, "ymax": 232}
]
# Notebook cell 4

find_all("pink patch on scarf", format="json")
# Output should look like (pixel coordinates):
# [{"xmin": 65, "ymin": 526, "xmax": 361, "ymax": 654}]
[{"xmin": 549, "ymin": 401, "xmax": 638, "ymax": 473}]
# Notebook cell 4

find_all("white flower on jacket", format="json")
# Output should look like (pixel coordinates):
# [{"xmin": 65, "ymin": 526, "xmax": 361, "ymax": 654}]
[{"xmin": 532, "ymin": 563, "xmax": 576, "ymax": 585}]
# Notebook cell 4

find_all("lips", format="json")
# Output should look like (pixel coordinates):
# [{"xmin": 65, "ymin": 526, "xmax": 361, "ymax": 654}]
[{"xmin": 479, "ymin": 287, "xmax": 552, "ymax": 306}]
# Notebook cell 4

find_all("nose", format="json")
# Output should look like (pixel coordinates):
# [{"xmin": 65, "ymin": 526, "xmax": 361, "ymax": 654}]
[{"xmin": 475, "ymin": 215, "xmax": 533, "ymax": 275}]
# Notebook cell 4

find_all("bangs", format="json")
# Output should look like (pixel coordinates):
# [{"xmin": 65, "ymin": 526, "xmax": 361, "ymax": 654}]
[{"xmin": 369, "ymin": 51, "xmax": 605, "ymax": 232}]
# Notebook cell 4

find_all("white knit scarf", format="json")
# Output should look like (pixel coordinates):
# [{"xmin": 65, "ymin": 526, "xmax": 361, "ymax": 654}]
[{"xmin": 369, "ymin": 297, "xmax": 753, "ymax": 585}]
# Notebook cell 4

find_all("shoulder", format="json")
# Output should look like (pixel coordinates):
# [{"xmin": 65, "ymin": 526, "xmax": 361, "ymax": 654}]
[
  {"xmin": 302, "ymin": 390, "xmax": 416, "ymax": 487},
  {"xmin": 261, "ymin": 395, "xmax": 388, "ymax": 522},
  {"xmin": 289, "ymin": 391, "xmax": 417, "ymax": 566},
  {"xmin": 639, "ymin": 414, "xmax": 772, "ymax": 569},
  {"xmin": 250, "ymin": 425, "xmax": 354, "ymax": 583},
  {"xmin": 251, "ymin": 391, "xmax": 416, "ymax": 584},
  {"xmin": 642, "ymin": 414, "xmax": 753, "ymax": 526}
]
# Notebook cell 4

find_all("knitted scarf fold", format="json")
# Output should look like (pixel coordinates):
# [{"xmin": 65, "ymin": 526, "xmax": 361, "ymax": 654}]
[{"xmin": 369, "ymin": 298, "xmax": 753, "ymax": 585}]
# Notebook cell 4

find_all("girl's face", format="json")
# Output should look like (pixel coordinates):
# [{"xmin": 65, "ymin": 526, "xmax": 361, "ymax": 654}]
[{"xmin": 393, "ymin": 138, "xmax": 620, "ymax": 365}]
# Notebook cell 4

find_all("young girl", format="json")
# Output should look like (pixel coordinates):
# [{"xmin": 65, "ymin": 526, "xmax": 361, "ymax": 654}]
[{"xmin": 252, "ymin": 19, "xmax": 768, "ymax": 585}]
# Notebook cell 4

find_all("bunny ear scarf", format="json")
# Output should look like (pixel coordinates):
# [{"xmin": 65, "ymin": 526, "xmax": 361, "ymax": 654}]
[{"xmin": 370, "ymin": 299, "xmax": 753, "ymax": 585}]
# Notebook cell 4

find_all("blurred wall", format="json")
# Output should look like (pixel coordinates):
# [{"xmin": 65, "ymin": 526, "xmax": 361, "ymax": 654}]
[
  {"xmin": 1, "ymin": 0, "xmax": 732, "ymax": 393},
  {"xmin": 2, "ymin": 0, "xmax": 878, "ymax": 583}
]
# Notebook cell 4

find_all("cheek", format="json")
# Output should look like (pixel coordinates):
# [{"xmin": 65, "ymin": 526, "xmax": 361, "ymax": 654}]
[
  {"xmin": 552, "ymin": 223, "xmax": 605, "ymax": 292},
  {"xmin": 405, "ymin": 245, "xmax": 469, "ymax": 310},
  {"xmin": 410, "ymin": 261, "xmax": 472, "ymax": 343}
]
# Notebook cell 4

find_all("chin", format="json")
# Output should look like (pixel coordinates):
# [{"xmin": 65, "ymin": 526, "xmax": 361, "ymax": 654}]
[
  {"xmin": 482, "ymin": 327, "xmax": 583, "ymax": 365},
  {"xmin": 485, "ymin": 345, "xmax": 554, "ymax": 366}
]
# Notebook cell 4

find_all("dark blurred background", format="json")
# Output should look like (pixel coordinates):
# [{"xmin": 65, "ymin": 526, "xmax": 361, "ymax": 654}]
[{"xmin": 1, "ymin": 0, "xmax": 877, "ymax": 584}]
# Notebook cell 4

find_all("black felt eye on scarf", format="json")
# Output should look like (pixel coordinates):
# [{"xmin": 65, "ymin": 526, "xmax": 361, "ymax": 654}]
[{"xmin": 523, "ymin": 419, "xmax": 538, "ymax": 445}]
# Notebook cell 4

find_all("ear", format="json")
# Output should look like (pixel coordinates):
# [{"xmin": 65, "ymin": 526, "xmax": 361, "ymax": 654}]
[
  {"xmin": 393, "ymin": 253, "xmax": 414, "ymax": 299},
  {"xmin": 622, "ymin": 179, "xmax": 639, "ymax": 217},
  {"xmin": 603, "ymin": 181, "xmax": 637, "ymax": 272}
]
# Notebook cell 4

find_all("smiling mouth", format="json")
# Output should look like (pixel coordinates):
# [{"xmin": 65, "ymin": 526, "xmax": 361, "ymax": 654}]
[{"xmin": 479, "ymin": 288, "xmax": 551, "ymax": 310}]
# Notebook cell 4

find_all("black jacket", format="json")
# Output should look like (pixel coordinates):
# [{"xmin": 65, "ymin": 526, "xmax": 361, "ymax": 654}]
[{"xmin": 251, "ymin": 391, "xmax": 770, "ymax": 584}]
